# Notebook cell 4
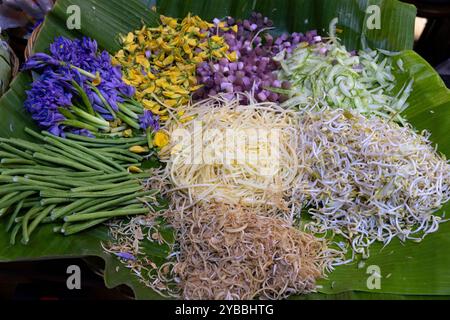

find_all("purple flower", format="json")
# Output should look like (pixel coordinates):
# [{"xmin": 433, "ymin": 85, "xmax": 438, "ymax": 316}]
[
  {"xmin": 139, "ymin": 110, "xmax": 160, "ymax": 131},
  {"xmin": 22, "ymin": 52, "xmax": 60, "ymax": 70},
  {"xmin": 23, "ymin": 36, "xmax": 135, "ymax": 136},
  {"xmin": 114, "ymin": 252, "xmax": 136, "ymax": 261}
]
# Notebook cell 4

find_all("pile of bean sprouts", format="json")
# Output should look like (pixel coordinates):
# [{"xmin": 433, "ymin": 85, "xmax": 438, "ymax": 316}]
[
  {"xmin": 104, "ymin": 95, "xmax": 450, "ymax": 299},
  {"xmin": 167, "ymin": 203, "xmax": 336, "ymax": 300},
  {"xmin": 159, "ymin": 93, "xmax": 300, "ymax": 212},
  {"xmin": 293, "ymin": 107, "xmax": 450, "ymax": 255}
]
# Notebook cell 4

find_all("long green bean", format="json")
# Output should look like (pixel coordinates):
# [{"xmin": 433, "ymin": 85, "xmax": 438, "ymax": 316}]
[
  {"xmin": 44, "ymin": 143, "xmax": 116, "ymax": 174},
  {"xmin": 70, "ymin": 180, "xmax": 138, "ymax": 192},
  {"xmin": 63, "ymin": 218, "xmax": 108, "ymax": 235},
  {"xmin": 6, "ymin": 200, "xmax": 23, "ymax": 232},
  {"xmin": 0, "ymin": 143, "xmax": 34, "ymax": 160},
  {"xmin": 41, "ymin": 131, "xmax": 125, "ymax": 172},
  {"xmin": 0, "ymin": 191, "xmax": 35, "ymax": 209},
  {"xmin": 21, "ymin": 206, "xmax": 41, "ymax": 244},
  {"xmin": 77, "ymin": 190, "xmax": 157, "ymax": 214},
  {"xmin": 33, "ymin": 152, "xmax": 97, "ymax": 172},
  {"xmin": 65, "ymin": 133, "xmax": 145, "ymax": 145},
  {"xmin": 27, "ymin": 205, "xmax": 57, "ymax": 240},
  {"xmin": 64, "ymin": 207, "xmax": 148, "ymax": 223},
  {"xmin": 41, "ymin": 185, "xmax": 142, "ymax": 198},
  {"xmin": 1, "ymin": 168, "xmax": 104, "ymax": 177},
  {"xmin": 25, "ymin": 175, "xmax": 90, "ymax": 188},
  {"xmin": 1, "ymin": 158, "xmax": 35, "ymax": 165},
  {"xmin": 10, "ymin": 224, "xmax": 21, "ymax": 245}
]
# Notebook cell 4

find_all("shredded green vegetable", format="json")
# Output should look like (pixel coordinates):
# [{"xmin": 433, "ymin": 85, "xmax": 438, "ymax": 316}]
[{"xmin": 275, "ymin": 31, "xmax": 413, "ymax": 123}]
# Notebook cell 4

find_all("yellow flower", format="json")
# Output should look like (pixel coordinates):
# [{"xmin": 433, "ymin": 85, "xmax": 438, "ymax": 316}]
[
  {"xmin": 124, "ymin": 32, "xmax": 134, "ymax": 44},
  {"xmin": 128, "ymin": 165, "xmax": 143, "ymax": 173},
  {"xmin": 154, "ymin": 131, "xmax": 169, "ymax": 148},
  {"xmin": 231, "ymin": 25, "xmax": 238, "ymax": 33},
  {"xmin": 123, "ymin": 129, "xmax": 133, "ymax": 137},
  {"xmin": 135, "ymin": 54, "xmax": 150, "ymax": 69},
  {"xmin": 129, "ymin": 146, "xmax": 149, "ymax": 154}
]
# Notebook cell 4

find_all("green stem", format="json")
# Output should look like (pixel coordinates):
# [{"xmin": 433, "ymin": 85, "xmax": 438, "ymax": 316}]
[
  {"xmin": 118, "ymin": 103, "xmax": 139, "ymax": 119},
  {"xmin": 71, "ymin": 105, "xmax": 110, "ymax": 127},
  {"xmin": 62, "ymin": 120, "xmax": 99, "ymax": 132},
  {"xmin": 117, "ymin": 112, "xmax": 141, "ymax": 130},
  {"xmin": 41, "ymin": 132, "xmax": 125, "ymax": 172},
  {"xmin": 33, "ymin": 152, "xmax": 98, "ymax": 172},
  {"xmin": 6, "ymin": 200, "xmax": 23, "ymax": 232},
  {"xmin": 77, "ymin": 190, "xmax": 157, "ymax": 215},
  {"xmin": 63, "ymin": 218, "xmax": 108, "ymax": 236},
  {"xmin": 64, "ymin": 207, "xmax": 148, "ymax": 223},
  {"xmin": 90, "ymin": 86, "xmax": 117, "ymax": 119},
  {"xmin": 41, "ymin": 185, "xmax": 143, "ymax": 199},
  {"xmin": 71, "ymin": 80, "xmax": 95, "ymax": 115}
]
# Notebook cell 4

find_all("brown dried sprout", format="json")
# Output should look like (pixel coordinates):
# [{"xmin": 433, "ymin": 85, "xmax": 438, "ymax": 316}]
[{"xmin": 166, "ymin": 203, "xmax": 335, "ymax": 300}]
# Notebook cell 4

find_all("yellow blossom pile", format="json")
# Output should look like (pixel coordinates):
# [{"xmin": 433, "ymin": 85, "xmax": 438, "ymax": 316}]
[{"xmin": 113, "ymin": 14, "xmax": 236, "ymax": 122}]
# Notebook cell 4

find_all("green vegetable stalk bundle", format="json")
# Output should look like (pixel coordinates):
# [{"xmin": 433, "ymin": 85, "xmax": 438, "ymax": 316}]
[{"xmin": 0, "ymin": 128, "xmax": 159, "ymax": 244}]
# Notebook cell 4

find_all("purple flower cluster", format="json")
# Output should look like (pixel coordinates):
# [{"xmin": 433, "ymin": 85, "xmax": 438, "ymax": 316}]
[
  {"xmin": 23, "ymin": 37, "xmax": 135, "ymax": 136},
  {"xmin": 194, "ymin": 12, "xmax": 321, "ymax": 103},
  {"xmin": 139, "ymin": 110, "xmax": 160, "ymax": 132}
]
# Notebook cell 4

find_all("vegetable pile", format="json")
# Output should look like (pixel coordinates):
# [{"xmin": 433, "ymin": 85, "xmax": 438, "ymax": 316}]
[
  {"xmin": 159, "ymin": 93, "xmax": 299, "ymax": 212},
  {"xmin": 113, "ymin": 14, "xmax": 233, "ymax": 121},
  {"xmin": 0, "ymin": 128, "xmax": 158, "ymax": 244},
  {"xmin": 194, "ymin": 13, "xmax": 320, "ymax": 103},
  {"xmin": 168, "ymin": 203, "xmax": 336, "ymax": 300},
  {"xmin": 293, "ymin": 108, "xmax": 450, "ymax": 255},
  {"xmin": 277, "ymin": 21, "xmax": 413, "ymax": 122},
  {"xmin": 23, "ymin": 37, "xmax": 151, "ymax": 137}
]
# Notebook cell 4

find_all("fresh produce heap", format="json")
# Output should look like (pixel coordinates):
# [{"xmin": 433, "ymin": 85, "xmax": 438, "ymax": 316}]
[
  {"xmin": 113, "ymin": 14, "xmax": 233, "ymax": 122},
  {"xmin": 293, "ymin": 108, "xmax": 450, "ymax": 255},
  {"xmin": 168, "ymin": 203, "xmax": 337, "ymax": 300},
  {"xmin": 158, "ymin": 93, "xmax": 300, "ymax": 212},
  {"xmin": 23, "ymin": 37, "xmax": 159, "ymax": 139},
  {"xmin": 0, "ymin": 128, "xmax": 159, "ymax": 244},
  {"xmin": 194, "ymin": 13, "xmax": 321, "ymax": 103},
  {"xmin": 276, "ymin": 19, "xmax": 413, "ymax": 123}
]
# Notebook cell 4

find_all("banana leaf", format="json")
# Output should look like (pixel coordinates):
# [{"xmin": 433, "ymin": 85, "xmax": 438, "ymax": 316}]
[{"xmin": 1, "ymin": 0, "xmax": 450, "ymax": 299}]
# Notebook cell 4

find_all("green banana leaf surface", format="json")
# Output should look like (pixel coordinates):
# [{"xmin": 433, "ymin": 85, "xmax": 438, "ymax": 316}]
[{"xmin": 1, "ymin": 0, "xmax": 450, "ymax": 299}]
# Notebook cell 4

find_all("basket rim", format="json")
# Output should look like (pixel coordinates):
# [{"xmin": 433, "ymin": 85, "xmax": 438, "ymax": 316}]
[{"xmin": 24, "ymin": 23, "xmax": 43, "ymax": 62}]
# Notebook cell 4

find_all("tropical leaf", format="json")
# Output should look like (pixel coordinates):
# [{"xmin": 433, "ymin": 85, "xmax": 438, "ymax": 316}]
[{"xmin": 1, "ymin": 0, "xmax": 449, "ymax": 300}]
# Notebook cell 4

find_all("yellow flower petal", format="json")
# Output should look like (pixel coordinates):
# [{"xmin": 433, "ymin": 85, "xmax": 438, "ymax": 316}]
[{"xmin": 154, "ymin": 131, "xmax": 169, "ymax": 148}]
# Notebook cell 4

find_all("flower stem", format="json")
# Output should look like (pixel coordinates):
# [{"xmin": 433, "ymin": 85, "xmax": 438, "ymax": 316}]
[{"xmin": 71, "ymin": 80, "xmax": 95, "ymax": 115}]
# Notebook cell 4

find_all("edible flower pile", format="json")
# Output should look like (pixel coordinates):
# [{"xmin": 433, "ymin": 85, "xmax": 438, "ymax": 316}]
[{"xmin": 23, "ymin": 37, "xmax": 158, "ymax": 138}]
